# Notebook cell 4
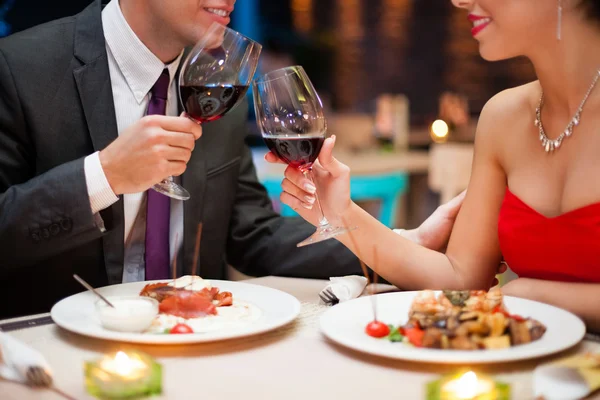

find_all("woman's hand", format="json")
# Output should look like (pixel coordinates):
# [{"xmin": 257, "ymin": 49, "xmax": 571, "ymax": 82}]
[{"xmin": 265, "ymin": 135, "xmax": 353, "ymax": 227}]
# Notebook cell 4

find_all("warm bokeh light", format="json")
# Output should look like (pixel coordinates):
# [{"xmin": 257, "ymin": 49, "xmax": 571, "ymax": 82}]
[
  {"xmin": 431, "ymin": 119, "xmax": 449, "ymax": 143},
  {"xmin": 291, "ymin": 0, "xmax": 313, "ymax": 33}
]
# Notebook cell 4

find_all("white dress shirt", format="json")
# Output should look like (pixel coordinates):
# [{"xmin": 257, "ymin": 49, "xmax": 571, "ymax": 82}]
[{"xmin": 83, "ymin": 0, "xmax": 184, "ymax": 282}]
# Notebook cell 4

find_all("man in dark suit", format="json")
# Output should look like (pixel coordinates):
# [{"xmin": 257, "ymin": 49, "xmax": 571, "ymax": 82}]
[{"xmin": 0, "ymin": 0, "xmax": 460, "ymax": 318}]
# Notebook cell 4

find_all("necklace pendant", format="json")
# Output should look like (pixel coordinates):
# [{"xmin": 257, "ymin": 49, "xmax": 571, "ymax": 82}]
[
  {"xmin": 565, "ymin": 127, "xmax": 573, "ymax": 137},
  {"xmin": 545, "ymin": 141, "xmax": 551, "ymax": 152},
  {"xmin": 573, "ymin": 116, "xmax": 580, "ymax": 126},
  {"xmin": 554, "ymin": 139, "xmax": 561, "ymax": 149}
]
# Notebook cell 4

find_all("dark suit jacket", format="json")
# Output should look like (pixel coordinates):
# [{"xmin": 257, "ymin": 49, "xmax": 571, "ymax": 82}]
[{"xmin": 0, "ymin": 0, "xmax": 360, "ymax": 318}]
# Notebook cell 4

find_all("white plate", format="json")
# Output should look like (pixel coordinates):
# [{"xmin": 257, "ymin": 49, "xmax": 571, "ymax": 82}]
[
  {"xmin": 51, "ymin": 280, "xmax": 301, "ymax": 344},
  {"xmin": 320, "ymin": 291, "xmax": 586, "ymax": 364}
]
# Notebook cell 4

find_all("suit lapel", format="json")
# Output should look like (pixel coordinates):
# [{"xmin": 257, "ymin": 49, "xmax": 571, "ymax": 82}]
[{"xmin": 73, "ymin": 0, "xmax": 124, "ymax": 284}]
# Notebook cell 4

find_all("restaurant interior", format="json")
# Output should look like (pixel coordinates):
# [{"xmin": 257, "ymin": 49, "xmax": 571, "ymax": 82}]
[{"xmin": 1, "ymin": 0, "xmax": 600, "ymax": 399}]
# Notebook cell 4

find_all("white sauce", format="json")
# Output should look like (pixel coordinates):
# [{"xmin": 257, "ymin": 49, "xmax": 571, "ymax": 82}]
[
  {"xmin": 97, "ymin": 297, "xmax": 158, "ymax": 333},
  {"xmin": 146, "ymin": 300, "xmax": 263, "ymax": 334}
]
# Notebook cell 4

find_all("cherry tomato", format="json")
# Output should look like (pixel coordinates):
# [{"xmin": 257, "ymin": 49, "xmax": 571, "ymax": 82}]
[
  {"xmin": 169, "ymin": 323, "xmax": 193, "ymax": 334},
  {"xmin": 365, "ymin": 321, "xmax": 391, "ymax": 338},
  {"xmin": 493, "ymin": 305, "xmax": 525, "ymax": 322},
  {"xmin": 403, "ymin": 327, "xmax": 425, "ymax": 347}
]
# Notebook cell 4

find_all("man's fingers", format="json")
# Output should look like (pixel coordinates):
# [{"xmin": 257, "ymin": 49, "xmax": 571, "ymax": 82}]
[
  {"xmin": 166, "ymin": 160, "xmax": 187, "ymax": 177},
  {"xmin": 164, "ymin": 146, "xmax": 192, "ymax": 163},
  {"xmin": 498, "ymin": 262, "xmax": 508, "ymax": 274},
  {"xmin": 164, "ymin": 131, "xmax": 196, "ymax": 151},
  {"xmin": 438, "ymin": 189, "xmax": 467, "ymax": 219},
  {"xmin": 145, "ymin": 115, "xmax": 203, "ymax": 140}
]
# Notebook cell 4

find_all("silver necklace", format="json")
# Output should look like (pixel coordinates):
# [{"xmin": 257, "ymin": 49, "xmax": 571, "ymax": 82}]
[{"xmin": 535, "ymin": 70, "xmax": 600, "ymax": 153}]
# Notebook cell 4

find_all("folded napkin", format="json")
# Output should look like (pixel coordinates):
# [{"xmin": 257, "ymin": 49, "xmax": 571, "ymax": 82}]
[
  {"xmin": 324, "ymin": 275, "xmax": 368, "ymax": 302},
  {"xmin": 0, "ymin": 331, "xmax": 52, "ymax": 384},
  {"xmin": 533, "ymin": 353, "xmax": 600, "ymax": 400}
]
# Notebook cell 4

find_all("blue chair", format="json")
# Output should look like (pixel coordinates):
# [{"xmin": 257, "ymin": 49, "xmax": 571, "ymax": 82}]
[{"xmin": 261, "ymin": 171, "xmax": 409, "ymax": 227}]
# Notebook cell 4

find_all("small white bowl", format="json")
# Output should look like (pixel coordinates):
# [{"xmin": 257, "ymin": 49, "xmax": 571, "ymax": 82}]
[{"xmin": 96, "ymin": 296, "xmax": 159, "ymax": 333}]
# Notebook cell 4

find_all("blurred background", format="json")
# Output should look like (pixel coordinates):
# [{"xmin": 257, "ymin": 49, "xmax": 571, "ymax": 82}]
[{"xmin": 1, "ymin": 0, "xmax": 536, "ymax": 229}]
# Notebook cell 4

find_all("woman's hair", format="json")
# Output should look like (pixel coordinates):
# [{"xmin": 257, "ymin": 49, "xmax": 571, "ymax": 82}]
[{"xmin": 581, "ymin": 0, "xmax": 600, "ymax": 22}]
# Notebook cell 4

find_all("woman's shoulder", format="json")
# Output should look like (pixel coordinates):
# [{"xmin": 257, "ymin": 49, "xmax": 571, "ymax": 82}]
[
  {"xmin": 475, "ymin": 81, "xmax": 539, "ymax": 144},
  {"xmin": 480, "ymin": 81, "xmax": 539, "ymax": 126}
]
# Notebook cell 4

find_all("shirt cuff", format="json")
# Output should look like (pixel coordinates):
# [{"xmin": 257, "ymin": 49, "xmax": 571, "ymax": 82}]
[{"xmin": 84, "ymin": 152, "xmax": 119, "ymax": 214}]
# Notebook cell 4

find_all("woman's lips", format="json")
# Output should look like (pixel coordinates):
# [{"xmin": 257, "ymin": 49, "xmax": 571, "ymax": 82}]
[{"xmin": 468, "ymin": 15, "xmax": 492, "ymax": 37}]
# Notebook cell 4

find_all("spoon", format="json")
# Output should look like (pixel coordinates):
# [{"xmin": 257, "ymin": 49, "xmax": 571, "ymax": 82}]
[{"xmin": 72, "ymin": 274, "xmax": 115, "ymax": 308}]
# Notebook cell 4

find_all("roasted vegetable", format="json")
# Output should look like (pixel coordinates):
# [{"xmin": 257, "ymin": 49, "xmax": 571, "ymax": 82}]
[{"xmin": 482, "ymin": 335, "xmax": 511, "ymax": 349}]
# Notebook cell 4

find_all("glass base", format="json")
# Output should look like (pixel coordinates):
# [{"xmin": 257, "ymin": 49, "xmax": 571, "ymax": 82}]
[
  {"xmin": 296, "ymin": 224, "xmax": 355, "ymax": 247},
  {"xmin": 152, "ymin": 180, "xmax": 190, "ymax": 200}
]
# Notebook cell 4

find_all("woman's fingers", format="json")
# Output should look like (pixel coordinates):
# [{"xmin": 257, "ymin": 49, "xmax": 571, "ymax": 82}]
[
  {"xmin": 283, "ymin": 165, "xmax": 316, "ymax": 195},
  {"xmin": 317, "ymin": 135, "xmax": 350, "ymax": 178},
  {"xmin": 281, "ymin": 178, "xmax": 315, "ymax": 209},
  {"xmin": 280, "ymin": 190, "xmax": 314, "ymax": 211},
  {"xmin": 264, "ymin": 151, "xmax": 287, "ymax": 164}
]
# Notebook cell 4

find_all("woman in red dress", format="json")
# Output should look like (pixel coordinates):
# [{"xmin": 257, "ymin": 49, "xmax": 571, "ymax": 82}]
[{"xmin": 270, "ymin": 0, "xmax": 600, "ymax": 331}]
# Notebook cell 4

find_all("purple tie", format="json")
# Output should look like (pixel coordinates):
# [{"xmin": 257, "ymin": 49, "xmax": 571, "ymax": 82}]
[{"xmin": 145, "ymin": 69, "xmax": 171, "ymax": 280}]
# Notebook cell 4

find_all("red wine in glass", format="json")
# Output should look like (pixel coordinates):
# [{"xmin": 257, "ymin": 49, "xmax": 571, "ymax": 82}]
[
  {"xmin": 180, "ymin": 84, "xmax": 248, "ymax": 123},
  {"xmin": 263, "ymin": 135, "xmax": 325, "ymax": 170}
]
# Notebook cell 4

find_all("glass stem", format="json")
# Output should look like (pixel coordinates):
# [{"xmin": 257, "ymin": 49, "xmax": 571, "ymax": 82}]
[{"xmin": 303, "ymin": 168, "xmax": 329, "ymax": 227}]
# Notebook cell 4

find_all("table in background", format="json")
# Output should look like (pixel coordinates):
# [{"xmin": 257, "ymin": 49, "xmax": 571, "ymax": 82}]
[
  {"xmin": 1, "ymin": 276, "xmax": 599, "ymax": 399},
  {"xmin": 251, "ymin": 148, "xmax": 430, "ymax": 227}
]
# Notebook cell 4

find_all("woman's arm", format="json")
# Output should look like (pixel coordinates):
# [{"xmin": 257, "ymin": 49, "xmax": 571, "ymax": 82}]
[
  {"xmin": 502, "ymin": 278, "xmax": 600, "ymax": 332},
  {"xmin": 275, "ymin": 90, "xmax": 517, "ymax": 290}
]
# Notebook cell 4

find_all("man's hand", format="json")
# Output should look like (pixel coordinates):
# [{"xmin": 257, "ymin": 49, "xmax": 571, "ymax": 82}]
[
  {"xmin": 414, "ymin": 190, "xmax": 466, "ymax": 251},
  {"xmin": 396, "ymin": 189, "xmax": 508, "ymax": 286},
  {"xmin": 99, "ymin": 115, "xmax": 202, "ymax": 195}
]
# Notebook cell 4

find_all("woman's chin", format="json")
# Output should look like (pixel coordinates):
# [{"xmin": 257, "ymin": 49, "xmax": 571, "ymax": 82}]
[{"xmin": 478, "ymin": 45, "xmax": 512, "ymax": 62}]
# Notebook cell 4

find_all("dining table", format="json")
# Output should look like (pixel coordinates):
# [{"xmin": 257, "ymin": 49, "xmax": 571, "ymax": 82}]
[{"xmin": 1, "ymin": 276, "xmax": 599, "ymax": 400}]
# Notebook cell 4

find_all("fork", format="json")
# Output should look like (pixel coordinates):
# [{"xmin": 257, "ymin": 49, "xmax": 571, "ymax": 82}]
[
  {"xmin": 25, "ymin": 367, "xmax": 76, "ymax": 400},
  {"xmin": 318, "ymin": 287, "xmax": 339, "ymax": 306}
]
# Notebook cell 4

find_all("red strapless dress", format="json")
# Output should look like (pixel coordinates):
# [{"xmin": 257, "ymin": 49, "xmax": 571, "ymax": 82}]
[{"xmin": 498, "ymin": 188, "xmax": 600, "ymax": 283}]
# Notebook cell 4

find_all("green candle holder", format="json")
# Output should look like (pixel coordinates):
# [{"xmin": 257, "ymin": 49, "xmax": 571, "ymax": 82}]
[
  {"xmin": 85, "ymin": 350, "xmax": 162, "ymax": 399},
  {"xmin": 426, "ymin": 371, "xmax": 510, "ymax": 400}
]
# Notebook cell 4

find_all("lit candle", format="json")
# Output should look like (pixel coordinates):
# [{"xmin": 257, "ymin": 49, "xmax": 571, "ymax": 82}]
[
  {"xmin": 427, "ymin": 370, "xmax": 510, "ymax": 400},
  {"xmin": 85, "ymin": 350, "xmax": 162, "ymax": 399},
  {"xmin": 442, "ymin": 371, "xmax": 494, "ymax": 399}
]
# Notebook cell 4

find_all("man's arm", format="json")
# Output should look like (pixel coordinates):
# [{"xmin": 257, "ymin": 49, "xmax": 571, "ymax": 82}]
[{"xmin": 0, "ymin": 49, "xmax": 105, "ymax": 269}]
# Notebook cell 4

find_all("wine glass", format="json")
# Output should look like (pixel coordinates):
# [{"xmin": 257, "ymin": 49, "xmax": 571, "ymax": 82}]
[
  {"xmin": 153, "ymin": 23, "xmax": 262, "ymax": 200},
  {"xmin": 252, "ymin": 65, "xmax": 351, "ymax": 247}
]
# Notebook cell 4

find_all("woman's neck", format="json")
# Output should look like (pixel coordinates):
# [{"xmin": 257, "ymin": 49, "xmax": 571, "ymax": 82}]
[{"xmin": 529, "ymin": 13, "xmax": 600, "ymax": 117}]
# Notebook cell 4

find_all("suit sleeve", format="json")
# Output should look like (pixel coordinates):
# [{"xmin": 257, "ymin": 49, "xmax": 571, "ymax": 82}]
[
  {"xmin": 225, "ymin": 139, "xmax": 362, "ymax": 279},
  {"xmin": 0, "ymin": 49, "xmax": 105, "ymax": 271}
]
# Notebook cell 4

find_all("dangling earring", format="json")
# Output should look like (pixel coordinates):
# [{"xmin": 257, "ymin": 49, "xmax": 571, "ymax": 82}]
[{"xmin": 557, "ymin": 0, "xmax": 563, "ymax": 40}]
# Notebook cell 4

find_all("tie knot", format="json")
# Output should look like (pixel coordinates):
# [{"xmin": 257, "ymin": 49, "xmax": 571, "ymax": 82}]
[{"xmin": 151, "ymin": 69, "xmax": 170, "ymax": 101}]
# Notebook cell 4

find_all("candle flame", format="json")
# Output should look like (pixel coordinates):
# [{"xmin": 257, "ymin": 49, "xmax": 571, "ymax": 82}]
[
  {"xmin": 442, "ymin": 370, "xmax": 495, "ymax": 399},
  {"xmin": 454, "ymin": 371, "xmax": 478, "ymax": 399},
  {"xmin": 100, "ymin": 351, "xmax": 147, "ymax": 377}
]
